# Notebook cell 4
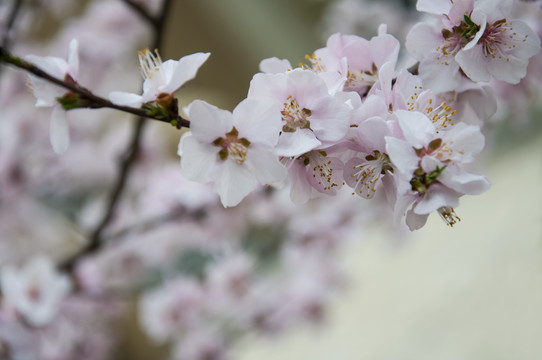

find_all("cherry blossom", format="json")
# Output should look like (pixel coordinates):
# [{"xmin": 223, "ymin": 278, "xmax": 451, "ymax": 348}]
[
  {"xmin": 407, "ymin": 0, "xmax": 541, "ymax": 92},
  {"xmin": 385, "ymin": 110, "xmax": 490, "ymax": 230},
  {"xmin": 1, "ymin": 255, "xmax": 71, "ymax": 327},
  {"xmin": 178, "ymin": 99, "xmax": 287, "ymax": 207},
  {"xmin": 308, "ymin": 28, "xmax": 400, "ymax": 95},
  {"xmin": 248, "ymin": 68, "xmax": 351, "ymax": 157},
  {"xmin": 25, "ymin": 39, "xmax": 79, "ymax": 154},
  {"xmin": 109, "ymin": 49, "xmax": 210, "ymax": 107}
]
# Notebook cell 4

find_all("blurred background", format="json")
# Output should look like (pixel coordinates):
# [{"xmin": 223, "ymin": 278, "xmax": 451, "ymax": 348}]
[{"xmin": 1, "ymin": 0, "xmax": 542, "ymax": 359}]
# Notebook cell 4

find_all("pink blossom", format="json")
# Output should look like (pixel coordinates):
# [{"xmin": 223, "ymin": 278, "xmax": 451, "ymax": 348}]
[
  {"xmin": 248, "ymin": 69, "xmax": 351, "ymax": 157},
  {"xmin": 385, "ymin": 110, "xmax": 490, "ymax": 230},
  {"xmin": 407, "ymin": 0, "xmax": 541, "ymax": 92},
  {"xmin": 179, "ymin": 99, "xmax": 286, "ymax": 207}
]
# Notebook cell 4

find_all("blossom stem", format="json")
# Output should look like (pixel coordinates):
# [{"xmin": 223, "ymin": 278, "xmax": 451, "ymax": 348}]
[{"xmin": 0, "ymin": 46, "xmax": 190, "ymax": 128}]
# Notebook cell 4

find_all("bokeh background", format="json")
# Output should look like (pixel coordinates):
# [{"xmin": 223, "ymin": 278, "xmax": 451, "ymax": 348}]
[{"xmin": 148, "ymin": 1, "xmax": 542, "ymax": 359}]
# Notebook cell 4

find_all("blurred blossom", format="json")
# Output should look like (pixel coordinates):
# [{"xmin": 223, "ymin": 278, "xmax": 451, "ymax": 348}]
[
  {"xmin": 0, "ymin": 0, "xmax": 540, "ymax": 359},
  {"xmin": 1, "ymin": 255, "xmax": 71, "ymax": 327}
]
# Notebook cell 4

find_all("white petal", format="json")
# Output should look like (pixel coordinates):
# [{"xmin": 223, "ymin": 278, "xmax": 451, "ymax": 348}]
[
  {"xmin": 406, "ymin": 23, "xmax": 440, "ymax": 60},
  {"xmin": 438, "ymin": 168, "xmax": 491, "ymax": 195},
  {"xmin": 356, "ymin": 116, "xmax": 389, "ymax": 152},
  {"xmin": 50, "ymin": 106, "xmax": 70, "ymax": 154},
  {"xmin": 309, "ymin": 95, "xmax": 351, "ymax": 142},
  {"xmin": 244, "ymin": 145, "xmax": 287, "ymax": 185},
  {"xmin": 455, "ymin": 45, "xmax": 491, "ymax": 83},
  {"xmin": 413, "ymin": 184, "xmax": 459, "ymax": 214},
  {"xmin": 25, "ymin": 55, "xmax": 67, "ymax": 79},
  {"xmin": 259, "ymin": 57, "xmax": 292, "ymax": 73},
  {"xmin": 179, "ymin": 133, "xmax": 216, "ymax": 183},
  {"xmin": 162, "ymin": 52, "xmax": 210, "ymax": 94},
  {"xmin": 443, "ymin": 123, "xmax": 485, "ymax": 162},
  {"xmin": 29, "ymin": 75, "xmax": 65, "ymax": 107},
  {"xmin": 385, "ymin": 136, "xmax": 419, "ymax": 178},
  {"xmin": 276, "ymin": 129, "xmax": 321, "ymax": 157},
  {"xmin": 187, "ymin": 100, "xmax": 233, "ymax": 143},
  {"xmin": 288, "ymin": 162, "xmax": 313, "ymax": 204},
  {"xmin": 405, "ymin": 209, "xmax": 429, "ymax": 231},
  {"xmin": 213, "ymin": 160, "xmax": 257, "ymax": 207},
  {"xmin": 247, "ymin": 72, "xmax": 288, "ymax": 100},
  {"xmin": 395, "ymin": 110, "xmax": 435, "ymax": 148},
  {"xmin": 233, "ymin": 98, "xmax": 281, "ymax": 146},
  {"xmin": 67, "ymin": 38, "xmax": 79, "ymax": 79},
  {"xmin": 473, "ymin": 0, "xmax": 513, "ymax": 18},
  {"xmin": 370, "ymin": 33, "xmax": 400, "ymax": 69},
  {"xmin": 108, "ymin": 91, "xmax": 144, "ymax": 107},
  {"xmin": 504, "ymin": 20, "xmax": 541, "ymax": 60},
  {"xmin": 416, "ymin": 0, "xmax": 451, "ymax": 14}
]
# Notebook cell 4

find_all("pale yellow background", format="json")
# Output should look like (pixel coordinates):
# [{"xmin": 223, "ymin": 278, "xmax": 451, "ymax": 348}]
[{"xmin": 235, "ymin": 133, "xmax": 542, "ymax": 359}]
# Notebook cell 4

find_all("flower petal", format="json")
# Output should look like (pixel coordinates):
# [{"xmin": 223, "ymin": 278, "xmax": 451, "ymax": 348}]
[
  {"xmin": 161, "ymin": 52, "xmax": 210, "ymax": 94},
  {"xmin": 213, "ymin": 160, "xmax": 257, "ymax": 207},
  {"xmin": 179, "ymin": 133, "xmax": 216, "ymax": 183},
  {"xmin": 67, "ymin": 38, "xmax": 79, "ymax": 79},
  {"xmin": 50, "ymin": 106, "xmax": 70, "ymax": 154},
  {"xmin": 109, "ymin": 91, "xmax": 144, "ymax": 107},
  {"xmin": 244, "ymin": 145, "xmax": 286, "ymax": 185},
  {"xmin": 233, "ymin": 98, "xmax": 281, "ymax": 146},
  {"xmin": 186, "ymin": 100, "xmax": 233, "ymax": 143},
  {"xmin": 276, "ymin": 129, "xmax": 321, "ymax": 157}
]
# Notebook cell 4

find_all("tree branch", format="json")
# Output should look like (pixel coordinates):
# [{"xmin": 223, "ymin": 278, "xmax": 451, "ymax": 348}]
[
  {"xmin": 0, "ymin": 46, "xmax": 190, "ymax": 128},
  {"xmin": 60, "ymin": 0, "xmax": 177, "ymax": 272}
]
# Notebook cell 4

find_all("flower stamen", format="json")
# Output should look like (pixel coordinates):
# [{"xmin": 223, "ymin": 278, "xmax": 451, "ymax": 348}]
[{"xmin": 138, "ymin": 48, "xmax": 163, "ymax": 80}]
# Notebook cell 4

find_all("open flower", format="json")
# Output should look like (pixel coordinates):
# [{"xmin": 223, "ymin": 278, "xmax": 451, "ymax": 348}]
[
  {"xmin": 1, "ymin": 255, "xmax": 71, "ymax": 327},
  {"xmin": 26, "ymin": 39, "xmax": 79, "ymax": 154},
  {"xmin": 248, "ymin": 69, "xmax": 351, "ymax": 157},
  {"xmin": 109, "ymin": 49, "xmax": 210, "ymax": 107},
  {"xmin": 178, "ymin": 98, "xmax": 286, "ymax": 207},
  {"xmin": 385, "ymin": 110, "xmax": 490, "ymax": 230},
  {"xmin": 407, "ymin": 0, "xmax": 541, "ymax": 91}
]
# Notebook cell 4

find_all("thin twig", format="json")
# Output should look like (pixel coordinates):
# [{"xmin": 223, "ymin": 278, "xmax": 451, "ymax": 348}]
[
  {"xmin": 0, "ymin": 47, "xmax": 191, "ymax": 128},
  {"xmin": 102, "ymin": 206, "xmax": 206, "ymax": 242},
  {"xmin": 60, "ymin": 0, "xmax": 175, "ymax": 272},
  {"xmin": 0, "ymin": 0, "xmax": 23, "ymax": 78}
]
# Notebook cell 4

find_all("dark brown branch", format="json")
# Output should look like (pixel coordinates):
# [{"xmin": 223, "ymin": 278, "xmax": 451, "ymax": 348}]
[
  {"xmin": 1, "ymin": 0, "xmax": 23, "ymax": 48},
  {"xmin": 60, "ymin": 0, "xmax": 175, "ymax": 272},
  {"xmin": 0, "ymin": 0, "xmax": 23, "ymax": 79},
  {"xmin": 0, "ymin": 47, "xmax": 190, "ymax": 128}
]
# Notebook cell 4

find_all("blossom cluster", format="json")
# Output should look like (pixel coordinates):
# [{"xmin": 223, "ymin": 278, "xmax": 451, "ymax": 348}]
[{"xmin": 175, "ymin": 0, "xmax": 539, "ymax": 230}]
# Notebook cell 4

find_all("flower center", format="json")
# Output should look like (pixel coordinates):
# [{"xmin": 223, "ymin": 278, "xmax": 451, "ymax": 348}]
[
  {"xmin": 300, "ymin": 151, "xmax": 341, "ymax": 192},
  {"xmin": 281, "ymin": 96, "xmax": 312, "ymax": 132},
  {"xmin": 213, "ymin": 127, "xmax": 251, "ymax": 164},
  {"xmin": 344, "ymin": 63, "xmax": 378, "ymax": 91},
  {"xmin": 424, "ymin": 99, "xmax": 457, "ymax": 129},
  {"xmin": 305, "ymin": 53, "xmax": 326, "ymax": 72},
  {"xmin": 480, "ymin": 19, "xmax": 514, "ymax": 60},
  {"xmin": 138, "ymin": 48, "xmax": 163, "ymax": 80},
  {"xmin": 350, "ymin": 151, "xmax": 392, "ymax": 199}
]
